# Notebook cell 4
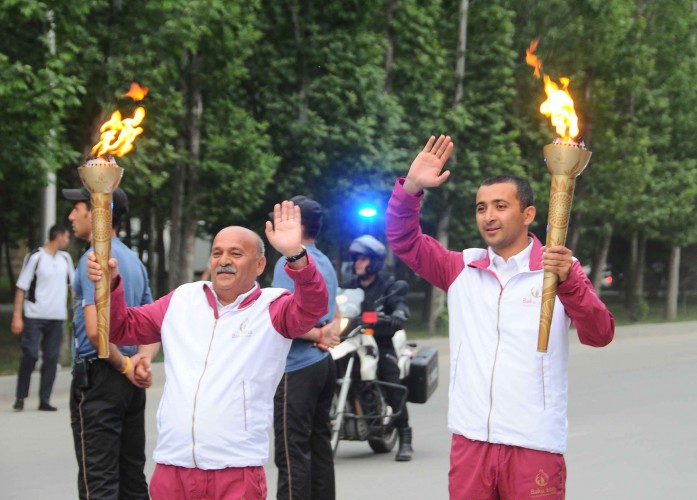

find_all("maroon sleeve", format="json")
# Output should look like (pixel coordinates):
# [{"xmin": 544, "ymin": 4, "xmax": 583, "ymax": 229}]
[
  {"xmin": 110, "ymin": 275, "xmax": 174, "ymax": 345},
  {"xmin": 269, "ymin": 254, "xmax": 329, "ymax": 339},
  {"xmin": 386, "ymin": 178, "xmax": 465, "ymax": 291},
  {"xmin": 557, "ymin": 261, "xmax": 615, "ymax": 347}
]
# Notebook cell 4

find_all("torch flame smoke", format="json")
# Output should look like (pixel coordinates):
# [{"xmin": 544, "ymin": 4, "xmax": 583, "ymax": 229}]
[
  {"xmin": 526, "ymin": 41, "xmax": 580, "ymax": 140},
  {"xmin": 90, "ymin": 83, "xmax": 148, "ymax": 158}
]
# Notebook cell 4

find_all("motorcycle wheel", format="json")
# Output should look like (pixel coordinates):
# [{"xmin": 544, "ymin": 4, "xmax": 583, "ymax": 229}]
[{"xmin": 368, "ymin": 427, "xmax": 398, "ymax": 454}]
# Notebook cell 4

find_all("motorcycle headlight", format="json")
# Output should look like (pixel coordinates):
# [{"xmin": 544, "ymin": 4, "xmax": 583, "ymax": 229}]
[{"xmin": 340, "ymin": 317, "xmax": 350, "ymax": 333}]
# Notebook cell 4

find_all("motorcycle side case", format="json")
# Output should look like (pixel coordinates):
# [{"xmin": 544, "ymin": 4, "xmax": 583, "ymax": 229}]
[{"xmin": 406, "ymin": 346, "xmax": 439, "ymax": 404}]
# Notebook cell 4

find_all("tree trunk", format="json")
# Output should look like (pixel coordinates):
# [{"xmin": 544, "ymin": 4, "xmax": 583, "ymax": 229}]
[
  {"xmin": 590, "ymin": 223, "xmax": 612, "ymax": 295},
  {"xmin": 636, "ymin": 232, "xmax": 647, "ymax": 308},
  {"xmin": 291, "ymin": 0, "xmax": 311, "ymax": 122},
  {"xmin": 3, "ymin": 232, "xmax": 15, "ymax": 288},
  {"xmin": 427, "ymin": 200, "xmax": 451, "ymax": 334},
  {"xmin": 665, "ymin": 245, "xmax": 681, "ymax": 321},
  {"xmin": 168, "ymin": 135, "xmax": 185, "ymax": 290},
  {"xmin": 179, "ymin": 51, "xmax": 202, "ymax": 284},
  {"xmin": 143, "ymin": 201, "xmax": 156, "ymax": 296},
  {"xmin": 569, "ymin": 68, "xmax": 594, "ymax": 250},
  {"xmin": 157, "ymin": 221, "xmax": 167, "ymax": 298},
  {"xmin": 383, "ymin": 0, "xmax": 396, "ymax": 94},
  {"xmin": 625, "ymin": 232, "xmax": 638, "ymax": 311},
  {"xmin": 426, "ymin": 0, "xmax": 468, "ymax": 334},
  {"xmin": 169, "ymin": 50, "xmax": 202, "ymax": 288}
]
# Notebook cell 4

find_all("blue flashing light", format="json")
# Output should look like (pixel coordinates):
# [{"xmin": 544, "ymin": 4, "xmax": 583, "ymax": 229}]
[{"xmin": 358, "ymin": 207, "xmax": 378, "ymax": 219}]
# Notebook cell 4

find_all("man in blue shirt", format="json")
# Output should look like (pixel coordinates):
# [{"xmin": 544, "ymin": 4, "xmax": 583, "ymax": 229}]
[
  {"xmin": 63, "ymin": 186, "xmax": 159, "ymax": 500},
  {"xmin": 272, "ymin": 196, "xmax": 340, "ymax": 500}
]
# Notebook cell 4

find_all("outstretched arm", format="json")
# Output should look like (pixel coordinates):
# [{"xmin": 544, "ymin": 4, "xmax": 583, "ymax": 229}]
[{"xmin": 386, "ymin": 136, "xmax": 464, "ymax": 291}]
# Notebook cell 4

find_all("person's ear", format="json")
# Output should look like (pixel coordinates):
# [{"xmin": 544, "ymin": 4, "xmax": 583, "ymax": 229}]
[
  {"xmin": 523, "ymin": 205, "xmax": 536, "ymax": 226},
  {"xmin": 256, "ymin": 256, "xmax": 267, "ymax": 276}
]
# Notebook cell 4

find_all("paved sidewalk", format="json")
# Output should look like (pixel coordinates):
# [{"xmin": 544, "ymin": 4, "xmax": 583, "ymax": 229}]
[{"xmin": 1, "ymin": 320, "xmax": 696, "ymax": 500}]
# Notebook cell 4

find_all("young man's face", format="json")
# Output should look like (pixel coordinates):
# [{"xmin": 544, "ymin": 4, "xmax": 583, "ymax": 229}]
[
  {"xmin": 475, "ymin": 182, "xmax": 535, "ymax": 260},
  {"xmin": 68, "ymin": 202, "xmax": 92, "ymax": 241}
]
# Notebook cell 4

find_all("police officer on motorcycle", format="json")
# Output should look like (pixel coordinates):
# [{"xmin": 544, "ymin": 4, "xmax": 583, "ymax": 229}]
[{"xmin": 341, "ymin": 235, "xmax": 413, "ymax": 461}]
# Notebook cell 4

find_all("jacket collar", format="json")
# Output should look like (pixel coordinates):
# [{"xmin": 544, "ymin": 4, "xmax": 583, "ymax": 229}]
[
  {"xmin": 202, "ymin": 282, "xmax": 262, "ymax": 319},
  {"xmin": 468, "ymin": 233, "xmax": 543, "ymax": 271}
]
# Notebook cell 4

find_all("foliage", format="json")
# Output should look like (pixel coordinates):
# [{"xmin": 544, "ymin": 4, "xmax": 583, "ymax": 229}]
[{"xmin": 0, "ymin": 0, "xmax": 696, "ymax": 304}]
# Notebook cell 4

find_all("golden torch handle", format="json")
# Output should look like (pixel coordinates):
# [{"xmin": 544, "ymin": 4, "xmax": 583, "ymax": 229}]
[
  {"xmin": 538, "ymin": 143, "xmax": 591, "ymax": 353},
  {"xmin": 90, "ymin": 192, "xmax": 113, "ymax": 358},
  {"xmin": 537, "ymin": 174, "xmax": 576, "ymax": 353}
]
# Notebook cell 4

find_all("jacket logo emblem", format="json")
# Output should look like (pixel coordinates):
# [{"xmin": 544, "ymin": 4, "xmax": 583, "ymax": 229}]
[
  {"xmin": 231, "ymin": 320, "xmax": 253, "ymax": 338},
  {"xmin": 523, "ymin": 287, "xmax": 542, "ymax": 305},
  {"xmin": 535, "ymin": 468, "xmax": 549, "ymax": 486}
]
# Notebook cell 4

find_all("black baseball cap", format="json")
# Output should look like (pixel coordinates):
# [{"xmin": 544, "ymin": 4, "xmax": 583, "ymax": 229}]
[
  {"xmin": 62, "ymin": 186, "xmax": 129, "ymax": 217},
  {"xmin": 268, "ymin": 195, "xmax": 323, "ymax": 238},
  {"xmin": 291, "ymin": 196, "xmax": 322, "ymax": 238}
]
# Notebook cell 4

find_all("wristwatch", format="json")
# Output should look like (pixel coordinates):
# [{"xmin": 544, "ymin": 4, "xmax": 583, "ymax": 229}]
[{"xmin": 285, "ymin": 245, "xmax": 307, "ymax": 263}]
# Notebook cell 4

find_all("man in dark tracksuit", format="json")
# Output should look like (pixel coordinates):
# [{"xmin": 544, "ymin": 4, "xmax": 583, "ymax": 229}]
[
  {"xmin": 273, "ymin": 196, "xmax": 341, "ymax": 500},
  {"xmin": 341, "ymin": 234, "xmax": 413, "ymax": 461},
  {"xmin": 64, "ymin": 187, "xmax": 159, "ymax": 500}
]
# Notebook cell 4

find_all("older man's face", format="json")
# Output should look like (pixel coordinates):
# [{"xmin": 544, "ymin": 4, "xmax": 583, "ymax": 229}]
[{"xmin": 210, "ymin": 227, "xmax": 266, "ymax": 298}]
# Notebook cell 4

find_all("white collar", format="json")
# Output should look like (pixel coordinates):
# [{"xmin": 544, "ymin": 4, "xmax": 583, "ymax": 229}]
[
  {"xmin": 487, "ymin": 238, "xmax": 533, "ymax": 273},
  {"xmin": 210, "ymin": 282, "xmax": 258, "ymax": 312}
]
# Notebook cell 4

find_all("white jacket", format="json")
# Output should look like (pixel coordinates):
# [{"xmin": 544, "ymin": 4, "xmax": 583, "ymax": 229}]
[
  {"xmin": 108, "ymin": 258, "xmax": 328, "ymax": 469},
  {"xmin": 387, "ymin": 179, "xmax": 614, "ymax": 454}
]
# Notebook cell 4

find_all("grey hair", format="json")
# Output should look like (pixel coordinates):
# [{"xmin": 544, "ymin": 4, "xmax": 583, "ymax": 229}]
[{"xmin": 257, "ymin": 237, "xmax": 266, "ymax": 258}]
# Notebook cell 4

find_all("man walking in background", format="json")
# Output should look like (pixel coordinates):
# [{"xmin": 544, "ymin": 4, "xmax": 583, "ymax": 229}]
[{"xmin": 11, "ymin": 224, "xmax": 74, "ymax": 412}]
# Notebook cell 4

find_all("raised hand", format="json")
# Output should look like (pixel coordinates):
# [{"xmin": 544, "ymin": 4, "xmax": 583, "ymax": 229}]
[
  {"xmin": 403, "ymin": 135, "xmax": 454, "ymax": 195},
  {"xmin": 265, "ymin": 200, "xmax": 304, "ymax": 260}
]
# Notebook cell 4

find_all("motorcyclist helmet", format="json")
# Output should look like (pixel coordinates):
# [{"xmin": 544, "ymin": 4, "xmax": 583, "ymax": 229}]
[{"xmin": 349, "ymin": 235, "xmax": 386, "ymax": 275}]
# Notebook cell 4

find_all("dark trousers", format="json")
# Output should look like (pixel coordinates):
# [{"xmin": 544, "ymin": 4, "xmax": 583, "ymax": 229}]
[
  {"xmin": 377, "ymin": 344, "xmax": 409, "ymax": 429},
  {"xmin": 16, "ymin": 318, "xmax": 63, "ymax": 404},
  {"xmin": 274, "ymin": 355, "xmax": 336, "ymax": 500},
  {"xmin": 70, "ymin": 359, "xmax": 149, "ymax": 500}
]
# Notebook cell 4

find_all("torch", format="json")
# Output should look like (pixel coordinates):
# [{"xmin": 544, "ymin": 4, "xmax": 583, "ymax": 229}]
[
  {"xmin": 80, "ymin": 83, "xmax": 148, "ymax": 358},
  {"xmin": 526, "ymin": 41, "xmax": 591, "ymax": 353}
]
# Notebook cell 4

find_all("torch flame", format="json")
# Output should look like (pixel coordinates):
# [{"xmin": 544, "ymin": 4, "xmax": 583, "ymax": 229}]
[
  {"xmin": 123, "ymin": 82, "xmax": 149, "ymax": 101},
  {"xmin": 525, "ymin": 40, "xmax": 543, "ymax": 78},
  {"xmin": 526, "ymin": 41, "xmax": 580, "ymax": 140},
  {"xmin": 90, "ymin": 107, "xmax": 145, "ymax": 158},
  {"xmin": 91, "ymin": 83, "xmax": 147, "ymax": 158}
]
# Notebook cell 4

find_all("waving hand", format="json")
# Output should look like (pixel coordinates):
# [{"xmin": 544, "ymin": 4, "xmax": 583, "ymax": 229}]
[{"xmin": 403, "ymin": 135, "xmax": 454, "ymax": 195}]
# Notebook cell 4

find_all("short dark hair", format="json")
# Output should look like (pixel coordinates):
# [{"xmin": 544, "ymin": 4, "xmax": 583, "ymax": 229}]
[
  {"xmin": 49, "ymin": 224, "xmax": 68, "ymax": 241},
  {"xmin": 480, "ymin": 175, "xmax": 535, "ymax": 209}
]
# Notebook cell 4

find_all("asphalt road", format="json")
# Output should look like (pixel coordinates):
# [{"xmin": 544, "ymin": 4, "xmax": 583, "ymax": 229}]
[{"xmin": 1, "ymin": 321, "xmax": 696, "ymax": 499}]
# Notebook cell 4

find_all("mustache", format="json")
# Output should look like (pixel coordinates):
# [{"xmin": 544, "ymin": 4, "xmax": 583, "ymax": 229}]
[{"xmin": 216, "ymin": 265, "xmax": 238, "ymax": 275}]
